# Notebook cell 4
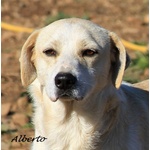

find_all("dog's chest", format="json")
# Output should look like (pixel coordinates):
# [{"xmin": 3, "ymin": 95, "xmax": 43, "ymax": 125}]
[{"xmin": 43, "ymin": 112, "xmax": 99, "ymax": 150}]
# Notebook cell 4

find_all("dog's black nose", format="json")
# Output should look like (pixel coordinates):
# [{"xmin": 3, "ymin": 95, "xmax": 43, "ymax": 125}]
[{"xmin": 55, "ymin": 73, "xmax": 77, "ymax": 90}]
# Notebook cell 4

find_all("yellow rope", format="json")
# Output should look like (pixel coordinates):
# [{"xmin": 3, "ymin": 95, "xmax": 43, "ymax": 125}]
[
  {"xmin": 1, "ymin": 22, "xmax": 34, "ymax": 33},
  {"xmin": 121, "ymin": 39, "xmax": 148, "ymax": 53},
  {"xmin": 1, "ymin": 22, "xmax": 148, "ymax": 53}
]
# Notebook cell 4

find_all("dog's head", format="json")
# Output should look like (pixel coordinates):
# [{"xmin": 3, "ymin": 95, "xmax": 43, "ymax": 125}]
[{"xmin": 20, "ymin": 18, "xmax": 130, "ymax": 102}]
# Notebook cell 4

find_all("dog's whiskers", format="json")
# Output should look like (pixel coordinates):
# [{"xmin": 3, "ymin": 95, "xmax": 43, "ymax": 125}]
[{"xmin": 81, "ymin": 81, "xmax": 93, "ymax": 87}]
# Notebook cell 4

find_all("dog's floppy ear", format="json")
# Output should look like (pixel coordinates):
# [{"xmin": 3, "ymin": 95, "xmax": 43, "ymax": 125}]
[
  {"xmin": 20, "ymin": 30, "xmax": 40, "ymax": 87},
  {"xmin": 109, "ymin": 32, "xmax": 130, "ymax": 89}
]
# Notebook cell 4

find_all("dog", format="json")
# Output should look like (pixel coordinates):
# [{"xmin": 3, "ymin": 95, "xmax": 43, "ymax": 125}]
[{"xmin": 20, "ymin": 18, "xmax": 149, "ymax": 150}]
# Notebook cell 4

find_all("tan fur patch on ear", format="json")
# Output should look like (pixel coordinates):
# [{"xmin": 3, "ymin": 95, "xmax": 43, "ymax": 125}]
[
  {"xmin": 109, "ymin": 32, "xmax": 130, "ymax": 89},
  {"xmin": 20, "ymin": 30, "xmax": 40, "ymax": 87}
]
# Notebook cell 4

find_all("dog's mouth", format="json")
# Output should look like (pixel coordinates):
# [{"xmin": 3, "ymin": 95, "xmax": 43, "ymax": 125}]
[
  {"xmin": 59, "ymin": 93, "xmax": 71, "ymax": 99},
  {"xmin": 55, "ymin": 90, "xmax": 83, "ymax": 102}
]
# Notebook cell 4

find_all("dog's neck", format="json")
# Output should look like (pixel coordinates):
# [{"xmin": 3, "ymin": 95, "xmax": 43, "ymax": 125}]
[{"xmin": 30, "ymin": 80, "xmax": 119, "ymax": 128}]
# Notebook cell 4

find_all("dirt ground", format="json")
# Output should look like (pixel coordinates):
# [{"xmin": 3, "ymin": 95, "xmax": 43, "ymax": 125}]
[{"xmin": 1, "ymin": 0, "xmax": 149, "ymax": 149}]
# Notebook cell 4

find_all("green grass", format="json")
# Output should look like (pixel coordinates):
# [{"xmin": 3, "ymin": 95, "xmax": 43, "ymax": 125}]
[
  {"xmin": 131, "ymin": 52, "xmax": 149, "ymax": 70},
  {"xmin": 133, "ymin": 41, "xmax": 147, "ymax": 46},
  {"xmin": 123, "ymin": 52, "xmax": 149, "ymax": 83},
  {"xmin": 45, "ymin": 12, "xmax": 90, "ymax": 25},
  {"xmin": 20, "ymin": 91, "xmax": 28, "ymax": 97},
  {"xmin": 22, "ymin": 122, "xmax": 34, "ymax": 129},
  {"xmin": 1, "ymin": 123, "xmax": 17, "ymax": 134}
]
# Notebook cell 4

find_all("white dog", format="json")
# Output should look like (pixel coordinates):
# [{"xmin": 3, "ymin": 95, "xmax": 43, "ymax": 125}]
[{"xmin": 20, "ymin": 18, "xmax": 148, "ymax": 150}]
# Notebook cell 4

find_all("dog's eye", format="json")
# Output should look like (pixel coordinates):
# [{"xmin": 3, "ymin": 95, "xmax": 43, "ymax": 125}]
[
  {"xmin": 82, "ymin": 49, "xmax": 98, "ymax": 57},
  {"xmin": 43, "ymin": 49, "xmax": 57, "ymax": 56}
]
